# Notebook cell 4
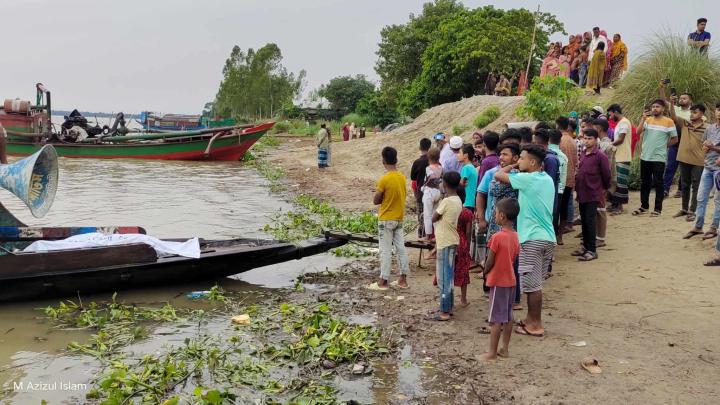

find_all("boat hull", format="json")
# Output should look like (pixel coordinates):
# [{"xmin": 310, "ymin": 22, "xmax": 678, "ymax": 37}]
[
  {"xmin": 0, "ymin": 237, "xmax": 345, "ymax": 302},
  {"xmin": 5, "ymin": 122, "xmax": 274, "ymax": 161}
]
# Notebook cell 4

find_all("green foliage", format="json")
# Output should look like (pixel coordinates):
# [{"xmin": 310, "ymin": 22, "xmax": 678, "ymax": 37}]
[
  {"xmin": 452, "ymin": 123, "xmax": 469, "ymax": 136},
  {"xmin": 319, "ymin": 75, "xmax": 376, "ymax": 112},
  {"xmin": 376, "ymin": 1, "xmax": 564, "ymax": 116},
  {"xmin": 356, "ymin": 90, "xmax": 400, "ymax": 128},
  {"xmin": 215, "ymin": 44, "xmax": 306, "ymax": 120},
  {"xmin": 517, "ymin": 76, "xmax": 589, "ymax": 121},
  {"xmin": 340, "ymin": 112, "xmax": 372, "ymax": 126},
  {"xmin": 614, "ymin": 33, "xmax": 720, "ymax": 122},
  {"xmin": 473, "ymin": 105, "xmax": 501, "ymax": 128}
]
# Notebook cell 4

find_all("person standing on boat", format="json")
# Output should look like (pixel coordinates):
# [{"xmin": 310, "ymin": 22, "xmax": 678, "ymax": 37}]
[
  {"xmin": 0, "ymin": 122, "xmax": 8, "ymax": 164},
  {"xmin": 316, "ymin": 123, "xmax": 330, "ymax": 169}
]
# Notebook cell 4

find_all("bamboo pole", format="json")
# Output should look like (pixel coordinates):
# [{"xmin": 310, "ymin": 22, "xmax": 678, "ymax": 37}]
[{"xmin": 523, "ymin": 5, "xmax": 541, "ymax": 93}]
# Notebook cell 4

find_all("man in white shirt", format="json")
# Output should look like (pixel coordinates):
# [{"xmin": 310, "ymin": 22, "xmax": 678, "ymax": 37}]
[
  {"xmin": 440, "ymin": 135, "xmax": 464, "ymax": 174},
  {"xmin": 588, "ymin": 27, "xmax": 608, "ymax": 61}
]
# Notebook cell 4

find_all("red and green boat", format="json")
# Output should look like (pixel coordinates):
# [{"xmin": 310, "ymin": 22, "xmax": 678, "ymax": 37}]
[{"xmin": 1, "ymin": 84, "xmax": 274, "ymax": 161}]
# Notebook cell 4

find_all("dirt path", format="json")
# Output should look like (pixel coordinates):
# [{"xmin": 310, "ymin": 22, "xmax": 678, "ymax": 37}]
[{"xmin": 263, "ymin": 105, "xmax": 720, "ymax": 403}]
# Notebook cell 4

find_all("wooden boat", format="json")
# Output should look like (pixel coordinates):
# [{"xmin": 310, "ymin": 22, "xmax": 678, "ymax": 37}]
[
  {"xmin": 139, "ymin": 111, "xmax": 237, "ymax": 131},
  {"xmin": 5, "ymin": 123, "xmax": 274, "ymax": 161},
  {"xmin": 0, "ymin": 224, "xmax": 346, "ymax": 302},
  {"xmin": 1, "ymin": 84, "xmax": 270, "ymax": 161}
]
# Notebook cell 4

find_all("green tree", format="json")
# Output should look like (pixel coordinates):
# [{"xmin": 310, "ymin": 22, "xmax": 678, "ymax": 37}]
[
  {"xmin": 356, "ymin": 91, "xmax": 399, "ymax": 128},
  {"xmin": 318, "ymin": 75, "xmax": 376, "ymax": 112},
  {"xmin": 375, "ymin": 1, "xmax": 564, "ymax": 116},
  {"xmin": 215, "ymin": 44, "xmax": 306, "ymax": 120}
]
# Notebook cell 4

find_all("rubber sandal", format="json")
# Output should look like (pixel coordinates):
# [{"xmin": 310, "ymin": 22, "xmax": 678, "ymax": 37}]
[
  {"xmin": 704, "ymin": 257, "xmax": 720, "ymax": 266},
  {"xmin": 478, "ymin": 326, "xmax": 491, "ymax": 334},
  {"xmin": 581, "ymin": 357, "xmax": 602, "ymax": 374},
  {"xmin": 686, "ymin": 214, "xmax": 696, "ymax": 222},
  {"xmin": 650, "ymin": 211, "xmax": 661, "ymax": 217},
  {"xmin": 390, "ymin": 280, "xmax": 409, "ymax": 289},
  {"xmin": 609, "ymin": 210, "xmax": 624, "ymax": 216},
  {"xmin": 515, "ymin": 325, "xmax": 544, "ymax": 337},
  {"xmin": 424, "ymin": 314, "xmax": 451, "ymax": 322},
  {"xmin": 683, "ymin": 230, "xmax": 703, "ymax": 239},
  {"xmin": 702, "ymin": 230, "xmax": 718, "ymax": 241},
  {"xmin": 672, "ymin": 210, "xmax": 688, "ymax": 218},
  {"xmin": 632, "ymin": 208, "xmax": 647, "ymax": 216},
  {"xmin": 366, "ymin": 282, "xmax": 389, "ymax": 291},
  {"xmin": 578, "ymin": 251, "xmax": 598, "ymax": 261},
  {"xmin": 571, "ymin": 248, "xmax": 587, "ymax": 257}
]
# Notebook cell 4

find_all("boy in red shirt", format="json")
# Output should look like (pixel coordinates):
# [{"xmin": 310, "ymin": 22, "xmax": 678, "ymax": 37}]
[{"xmin": 480, "ymin": 197, "xmax": 521, "ymax": 361}]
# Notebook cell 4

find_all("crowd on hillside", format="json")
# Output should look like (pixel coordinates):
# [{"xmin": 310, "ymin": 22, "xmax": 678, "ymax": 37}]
[{"xmin": 368, "ymin": 76, "xmax": 719, "ymax": 363}]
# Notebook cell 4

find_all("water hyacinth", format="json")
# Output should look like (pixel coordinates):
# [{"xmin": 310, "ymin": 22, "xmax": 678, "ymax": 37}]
[{"xmin": 614, "ymin": 33, "xmax": 720, "ymax": 121}]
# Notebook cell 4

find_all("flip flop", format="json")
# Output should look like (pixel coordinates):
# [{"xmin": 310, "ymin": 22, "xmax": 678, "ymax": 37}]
[
  {"xmin": 686, "ymin": 214, "xmax": 696, "ymax": 222},
  {"xmin": 702, "ymin": 230, "xmax": 718, "ymax": 241},
  {"xmin": 578, "ymin": 251, "xmax": 598, "ymax": 262},
  {"xmin": 366, "ymin": 282, "xmax": 389, "ymax": 291},
  {"xmin": 424, "ymin": 314, "xmax": 451, "ymax": 322},
  {"xmin": 650, "ymin": 211, "xmax": 661, "ymax": 217},
  {"xmin": 515, "ymin": 325, "xmax": 544, "ymax": 337},
  {"xmin": 632, "ymin": 208, "xmax": 647, "ymax": 216},
  {"xmin": 683, "ymin": 230, "xmax": 703, "ymax": 239},
  {"xmin": 571, "ymin": 248, "xmax": 587, "ymax": 257},
  {"xmin": 478, "ymin": 326, "xmax": 491, "ymax": 334},
  {"xmin": 390, "ymin": 280, "xmax": 409, "ymax": 289},
  {"xmin": 672, "ymin": 210, "xmax": 688, "ymax": 218},
  {"xmin": 703, "ymin": 257, "xmax": 720, "ymax": 266},
  {"xmin": 581, "ymin": 357, "xmax": 602, "ymax": 374}
]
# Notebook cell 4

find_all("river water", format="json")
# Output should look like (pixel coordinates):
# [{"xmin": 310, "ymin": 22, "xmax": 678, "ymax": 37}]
[{"xmin": 0, "ymin": 155, "xmax": 352, "ymax": 403}]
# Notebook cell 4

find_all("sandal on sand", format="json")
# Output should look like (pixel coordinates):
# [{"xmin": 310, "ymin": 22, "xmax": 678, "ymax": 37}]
[
  {"xmin": 683, "ymin": 230, "xmax": 703, "ymax": 239},
  {"xmin": 390, "ymin": 280, "xmax": 409, "ymax": 289},
  {"xmin": 578, "ymin": 251, "xmax": 598, "ymax": 262},
  {"xmin": 478, "ymin": 326, "xmax": 491, "ymax": 334},
  {"xmin": 571, "ymin": 248, "xmax": 587, "ymax": 257},
  {"xmin": 609, "ymin": 209, "xmax": 624, "ymax": 216},
  {"xmin": 581, "ymin": 357, "xmax": 602, "ymax": 374},
  {"xmin": 686, "ymin": 214, "xmax": 696, "ymax": 222},
  {"xmin": 650, "ymin": 211, "xmax": 661, "ymax": 217},
  {"xmin": 704, "ymin": 257, "xmax": 720, "ymax": 266},
  {"xmin": 673, "ymin": 210, "xmax": 688, "ymax": 218},
  {"xmin": 702, "ymin": 229, "xmax": 718, "ymax": 241},
  {"xmin": 366, "ymin": 282, "xmax": 389, "ymax": 291},
  {"xmin": 515, "ymin": 325, "xmax": 544, "ymax": 337},
  {"xmin": 632, "ymin": 208, "xmax": 647, "ymax": 216},
  {"xmin": 424, "ymin": 314, "xmax": 451, "ymax": 322}
]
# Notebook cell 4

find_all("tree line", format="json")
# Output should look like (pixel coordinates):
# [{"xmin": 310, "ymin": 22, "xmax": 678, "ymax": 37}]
[{"xmin": 211, "ymin": 0, "xmax": 564, "ymax": 127}]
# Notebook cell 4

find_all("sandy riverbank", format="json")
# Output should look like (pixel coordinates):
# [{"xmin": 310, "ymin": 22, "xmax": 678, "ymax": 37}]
[{"xmin": 263, "ymin": 124, "xmax": 720, "ymax": 403}]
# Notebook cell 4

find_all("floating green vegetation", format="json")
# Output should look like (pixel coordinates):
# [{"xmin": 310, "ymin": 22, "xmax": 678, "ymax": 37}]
[{"xmin": 43, "ymin": 293, "xmax": 392, "ymax": 404}]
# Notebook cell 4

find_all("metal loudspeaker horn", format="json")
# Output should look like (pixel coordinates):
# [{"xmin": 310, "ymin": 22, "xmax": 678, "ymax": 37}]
[{"xmin": 0, "ymin": 145, "xmax": 59, "ymax": 218}]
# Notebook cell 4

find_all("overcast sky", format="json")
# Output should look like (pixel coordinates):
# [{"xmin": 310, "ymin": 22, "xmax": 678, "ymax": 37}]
[{"xmin": 2, "ymin": 0, "xmax": 715, "ymax": 114}]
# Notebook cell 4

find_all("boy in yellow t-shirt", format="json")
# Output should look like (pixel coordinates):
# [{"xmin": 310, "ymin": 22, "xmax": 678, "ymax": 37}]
[{"xmin": 369, "ymin": 147, "xmax": 409, "ymax": 290}]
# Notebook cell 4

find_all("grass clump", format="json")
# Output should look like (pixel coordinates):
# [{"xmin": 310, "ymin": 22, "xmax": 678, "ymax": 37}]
[
  {"xmin": 614, "ymin": 33, "xmax": 720, "ymax": 122},
  {"xmin": 452, "ymin": 123, "xmax": 470, "ymax": 136},
  {"xmin": 473, "ymin": 105, "xmax": 502, "ymax": 129}
]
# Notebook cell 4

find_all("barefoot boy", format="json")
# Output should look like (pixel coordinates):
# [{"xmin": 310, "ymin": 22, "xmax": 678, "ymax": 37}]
[
  {"xmin": 430, "ymin": 171, "xmax": 463, "ymax": 321},
  {"xmin": 481, "ymin": 197, "xmax": 521, "ymax": 360},
  {"xmin": 371, "ymin": 147, "xmax": 409, "ymax": 290}
]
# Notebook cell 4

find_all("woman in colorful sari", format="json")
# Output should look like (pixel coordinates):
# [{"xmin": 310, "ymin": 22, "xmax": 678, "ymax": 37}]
[
  {"xmin": 586, "ymin": 42, "xmax": 606, "ymax": 94},
  {"xmin": 540, "ymin": 44, "xmax": 561, "ymax": 78},
  {"xmin": 607, "ymin": 34, "xmax": 628, "ymax": 86},
  {"xmin": 558, "ymin": 46, "xmax": 571, "ymax": 78}
]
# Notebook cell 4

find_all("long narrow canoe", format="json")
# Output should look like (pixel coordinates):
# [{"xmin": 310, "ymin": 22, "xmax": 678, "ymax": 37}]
[
  {"xmin": 5, "ymin": 122, "xmax": 274, "ymax": 161},
  {"xmin": 0, "ymin": 234, "xmax": 346, "ymax": 302}
]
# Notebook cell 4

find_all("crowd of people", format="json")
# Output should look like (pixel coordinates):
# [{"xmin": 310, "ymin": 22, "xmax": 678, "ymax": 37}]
[
  {"xmin": 540, "ymin": 27, "xmax": 628, "ymax": 94},
  {"xmin": 369, "ymin": 77, "xmax": 720, "ymax": 361}
]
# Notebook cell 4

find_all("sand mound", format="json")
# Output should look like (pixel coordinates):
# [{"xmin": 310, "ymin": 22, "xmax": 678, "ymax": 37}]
[{"xmin": 268, "ymin": 95, "xmax": 525, "ymax": 211}]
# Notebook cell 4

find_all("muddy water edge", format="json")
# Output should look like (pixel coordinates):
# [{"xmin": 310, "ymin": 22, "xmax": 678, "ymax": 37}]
[{"xmin": 0, "ymin": 143, "xmax": 452, "ymax": 404}]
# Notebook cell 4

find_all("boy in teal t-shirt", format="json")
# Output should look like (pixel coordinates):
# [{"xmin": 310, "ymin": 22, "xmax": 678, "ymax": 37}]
[
  {"xmin": 458, "ymin": 144, "xmax": 478, "ymax": 210},
  {"xmin": 493, "ymin": 144, "xmax": 555, "ymax": 339}
]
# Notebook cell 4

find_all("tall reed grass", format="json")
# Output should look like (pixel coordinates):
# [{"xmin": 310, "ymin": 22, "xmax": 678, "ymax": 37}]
[{"xmin": 614, "ymin": 34, "xmax": 720, "ymax": 121}]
